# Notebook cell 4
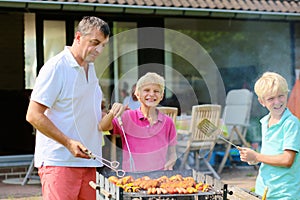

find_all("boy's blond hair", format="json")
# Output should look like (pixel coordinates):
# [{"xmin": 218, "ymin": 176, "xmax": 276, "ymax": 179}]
[
  {"xmin": 254, "ymin": 72, "xmax": 289, "ymax": 100},
  {"xmin": 135, "ymin": 72, "xmax": 165, "ymax": 95}
]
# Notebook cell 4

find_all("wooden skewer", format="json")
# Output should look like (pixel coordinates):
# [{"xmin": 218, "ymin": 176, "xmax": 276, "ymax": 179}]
[
  {"xmin": 262, "ymin": 186, "xmax": 268, "ymax": 200},
  {"xmin": 89, "ymin": 181, "xmax": 112, "ymax": 198}
]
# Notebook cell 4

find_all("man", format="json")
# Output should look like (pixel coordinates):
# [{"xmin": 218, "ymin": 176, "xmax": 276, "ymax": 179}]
[{"xmin": 26, "ymin": 16, "xmax": 110, "ymax": 199}]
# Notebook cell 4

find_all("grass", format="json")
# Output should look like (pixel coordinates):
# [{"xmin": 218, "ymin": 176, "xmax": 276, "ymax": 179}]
[{"xmin": 246, "ymin": 172, "xmax": 255, "ymax": 177}]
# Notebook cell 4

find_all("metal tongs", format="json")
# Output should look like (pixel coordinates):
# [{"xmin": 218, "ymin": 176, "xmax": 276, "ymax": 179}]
[
  {"xmin": 117, "ymin": 117, "xmax": 136, "ymax": 172},
  {"xmin": 85, "ymin": 150, "xmax": 126, "ymax": 178}
]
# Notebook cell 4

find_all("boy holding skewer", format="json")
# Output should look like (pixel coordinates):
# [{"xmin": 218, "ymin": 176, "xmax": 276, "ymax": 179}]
[{"xmin": 99, "ymin": 72, "xmax": 177, "ymax": 172}]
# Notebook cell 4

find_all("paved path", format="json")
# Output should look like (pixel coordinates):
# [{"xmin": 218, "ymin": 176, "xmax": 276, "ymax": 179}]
[{"xmin": 0, "ymin": 178, "xmax": 41, "ymax": 199}]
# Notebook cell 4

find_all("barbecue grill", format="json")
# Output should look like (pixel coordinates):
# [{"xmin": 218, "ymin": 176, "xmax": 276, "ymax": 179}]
[{"xmin": 92, "ymin": 169, "xmax": 232, "ymax": 200}]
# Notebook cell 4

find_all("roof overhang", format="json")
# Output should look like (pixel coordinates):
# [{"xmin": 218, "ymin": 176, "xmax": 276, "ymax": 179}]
[{"xmin": 0, "ymin": 0, "xmax": 300, "ymax": 20}]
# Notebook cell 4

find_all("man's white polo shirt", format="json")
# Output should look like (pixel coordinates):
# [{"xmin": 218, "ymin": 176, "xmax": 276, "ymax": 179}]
[{"xmin": 31, "ymin": 47, "xmax": 103, "ymax": 167}]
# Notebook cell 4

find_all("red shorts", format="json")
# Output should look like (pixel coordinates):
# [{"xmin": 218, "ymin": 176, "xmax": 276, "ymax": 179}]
[{"xmin": 38, "ymin": 166, "xmax": 96, "ymax": 200}]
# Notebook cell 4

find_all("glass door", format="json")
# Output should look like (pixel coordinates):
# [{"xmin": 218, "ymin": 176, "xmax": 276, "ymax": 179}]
[{"xmin": 43, "ymin": 20, "xmax": 66, "ymax": 63}]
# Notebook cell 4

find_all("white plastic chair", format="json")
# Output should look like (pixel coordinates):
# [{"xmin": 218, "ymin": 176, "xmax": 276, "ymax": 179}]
[{"xmin": 217, "ymin": 89, "xmax": 253, "ymax": 174}]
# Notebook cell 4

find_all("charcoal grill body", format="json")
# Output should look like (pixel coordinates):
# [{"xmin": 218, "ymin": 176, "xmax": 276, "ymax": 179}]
[{"xmin": 95, "ymin": 169, "xmax": 227, "ymax": 200}]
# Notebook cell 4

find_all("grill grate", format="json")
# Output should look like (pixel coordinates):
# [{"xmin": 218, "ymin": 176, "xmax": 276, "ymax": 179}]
[{"xmin": 95, "ymin": 169, "xmax": 228, "ymax": 200}]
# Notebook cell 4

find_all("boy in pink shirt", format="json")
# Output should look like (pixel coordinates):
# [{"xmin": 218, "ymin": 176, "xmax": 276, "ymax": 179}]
[{"xmin": 99, "ymin": 72, "xmax": 177, "ymax": 172}]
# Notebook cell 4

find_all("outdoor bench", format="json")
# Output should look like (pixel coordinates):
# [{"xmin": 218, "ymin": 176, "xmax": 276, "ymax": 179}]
[
  {"xmin": 0, "ymin": 154, "xmax": 33, "ymax": 168},
  {"xmin": 0, "ymin": 154, "xmax": 39, "ymax": 185}
]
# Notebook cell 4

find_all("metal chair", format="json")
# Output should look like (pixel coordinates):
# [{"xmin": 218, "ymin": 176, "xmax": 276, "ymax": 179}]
[
  {"xmin": 22, "ymin": 158, "xmax": 40, "ymax": 185},
  {"xmin": 177, "ymin": 104, "xmax": 221, "ymax": 179},
  {"xmin": 22, "ymin": 128, "xmax": 40, "ymax": 185},
  {"xmin": 217, "ymin": 89, "xmax": 253, "ymax": 174},
  {"xmin": 157, "ymin": 106, "xmax": 178, "ymax": 123}
]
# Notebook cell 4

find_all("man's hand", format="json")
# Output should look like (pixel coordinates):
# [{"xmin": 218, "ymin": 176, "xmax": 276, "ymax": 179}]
[{"xmin": 66, "ymin": 139, "xmax": 91, "ymax": 159}]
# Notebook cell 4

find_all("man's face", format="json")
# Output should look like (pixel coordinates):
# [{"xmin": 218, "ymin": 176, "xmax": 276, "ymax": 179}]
[{"xmin": 78, "ymin": 29, "xmax": 109, "ymax": 63}]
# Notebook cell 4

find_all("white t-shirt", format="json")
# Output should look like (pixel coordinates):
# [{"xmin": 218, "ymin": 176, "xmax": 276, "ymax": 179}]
[{"xmin": 31, "ymin": 47, "xmax": 103, "ymax": 167}]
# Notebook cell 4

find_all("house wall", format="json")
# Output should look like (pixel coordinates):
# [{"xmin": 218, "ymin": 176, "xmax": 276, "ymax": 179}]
[
  {"xmin": 0, "ymin": 7, "xmax": 299, "ymax": 155},
  {"xmin": 0, "ymin": 13, "xmax": 24, "ymax": 89}
]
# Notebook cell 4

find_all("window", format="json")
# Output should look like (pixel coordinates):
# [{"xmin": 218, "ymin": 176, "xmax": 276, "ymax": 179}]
[
  {"xmin": 43, "ymin": 20, "xmax": 66, "ymax": 63},
  {"xmin": 96, "ymin": 22, "xmax": 138, "ymax": 105},
  {"xmin": 24, "ymin": 15, "xmax": 66, "ymax": 89},
  {"xmin": 165, "ymin": 17, "xmax": 293, "ymax": 116},
  {"xmin": 24, "ymin": 13, "xmax": 37, "ymax": 89}
]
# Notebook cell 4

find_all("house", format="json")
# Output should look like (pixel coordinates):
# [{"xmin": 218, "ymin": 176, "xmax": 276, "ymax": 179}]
[{"xmin": 0, "ymin": 0, "xmax": 299, "ymax": 155}]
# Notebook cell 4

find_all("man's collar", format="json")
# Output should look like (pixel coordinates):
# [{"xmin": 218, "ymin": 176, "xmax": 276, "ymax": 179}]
[{"xmin": 65, "ymin": 46, "xmax": 80, "ymax": 68}]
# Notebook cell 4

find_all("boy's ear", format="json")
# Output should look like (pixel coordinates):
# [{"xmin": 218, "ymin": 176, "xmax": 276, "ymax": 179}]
[
  {"xmin": 160, "ymin": 92, "xmax": 164, "ymax": 100},
  {"xmin": 258, "ymin": 97, "xmax": 265, "ymax": 107},
  {"xmin": 135, "ymin": 90, "xmax": 140, "ymax": 99}
]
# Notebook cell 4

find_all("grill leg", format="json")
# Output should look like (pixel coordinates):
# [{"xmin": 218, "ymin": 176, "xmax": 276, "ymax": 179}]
[{"xmin": 223, "ymin": 184, "xmax": 228, "ymax": 200}]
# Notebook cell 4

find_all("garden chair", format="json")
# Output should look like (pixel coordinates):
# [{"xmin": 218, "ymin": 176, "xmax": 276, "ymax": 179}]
[
  {"xmin": 217, "ymin": 89, "xmax": 253, "ymax": 174},
  {"xmin": 177, "ymin": 104, "xmax": 221, "ymax": 179}
]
